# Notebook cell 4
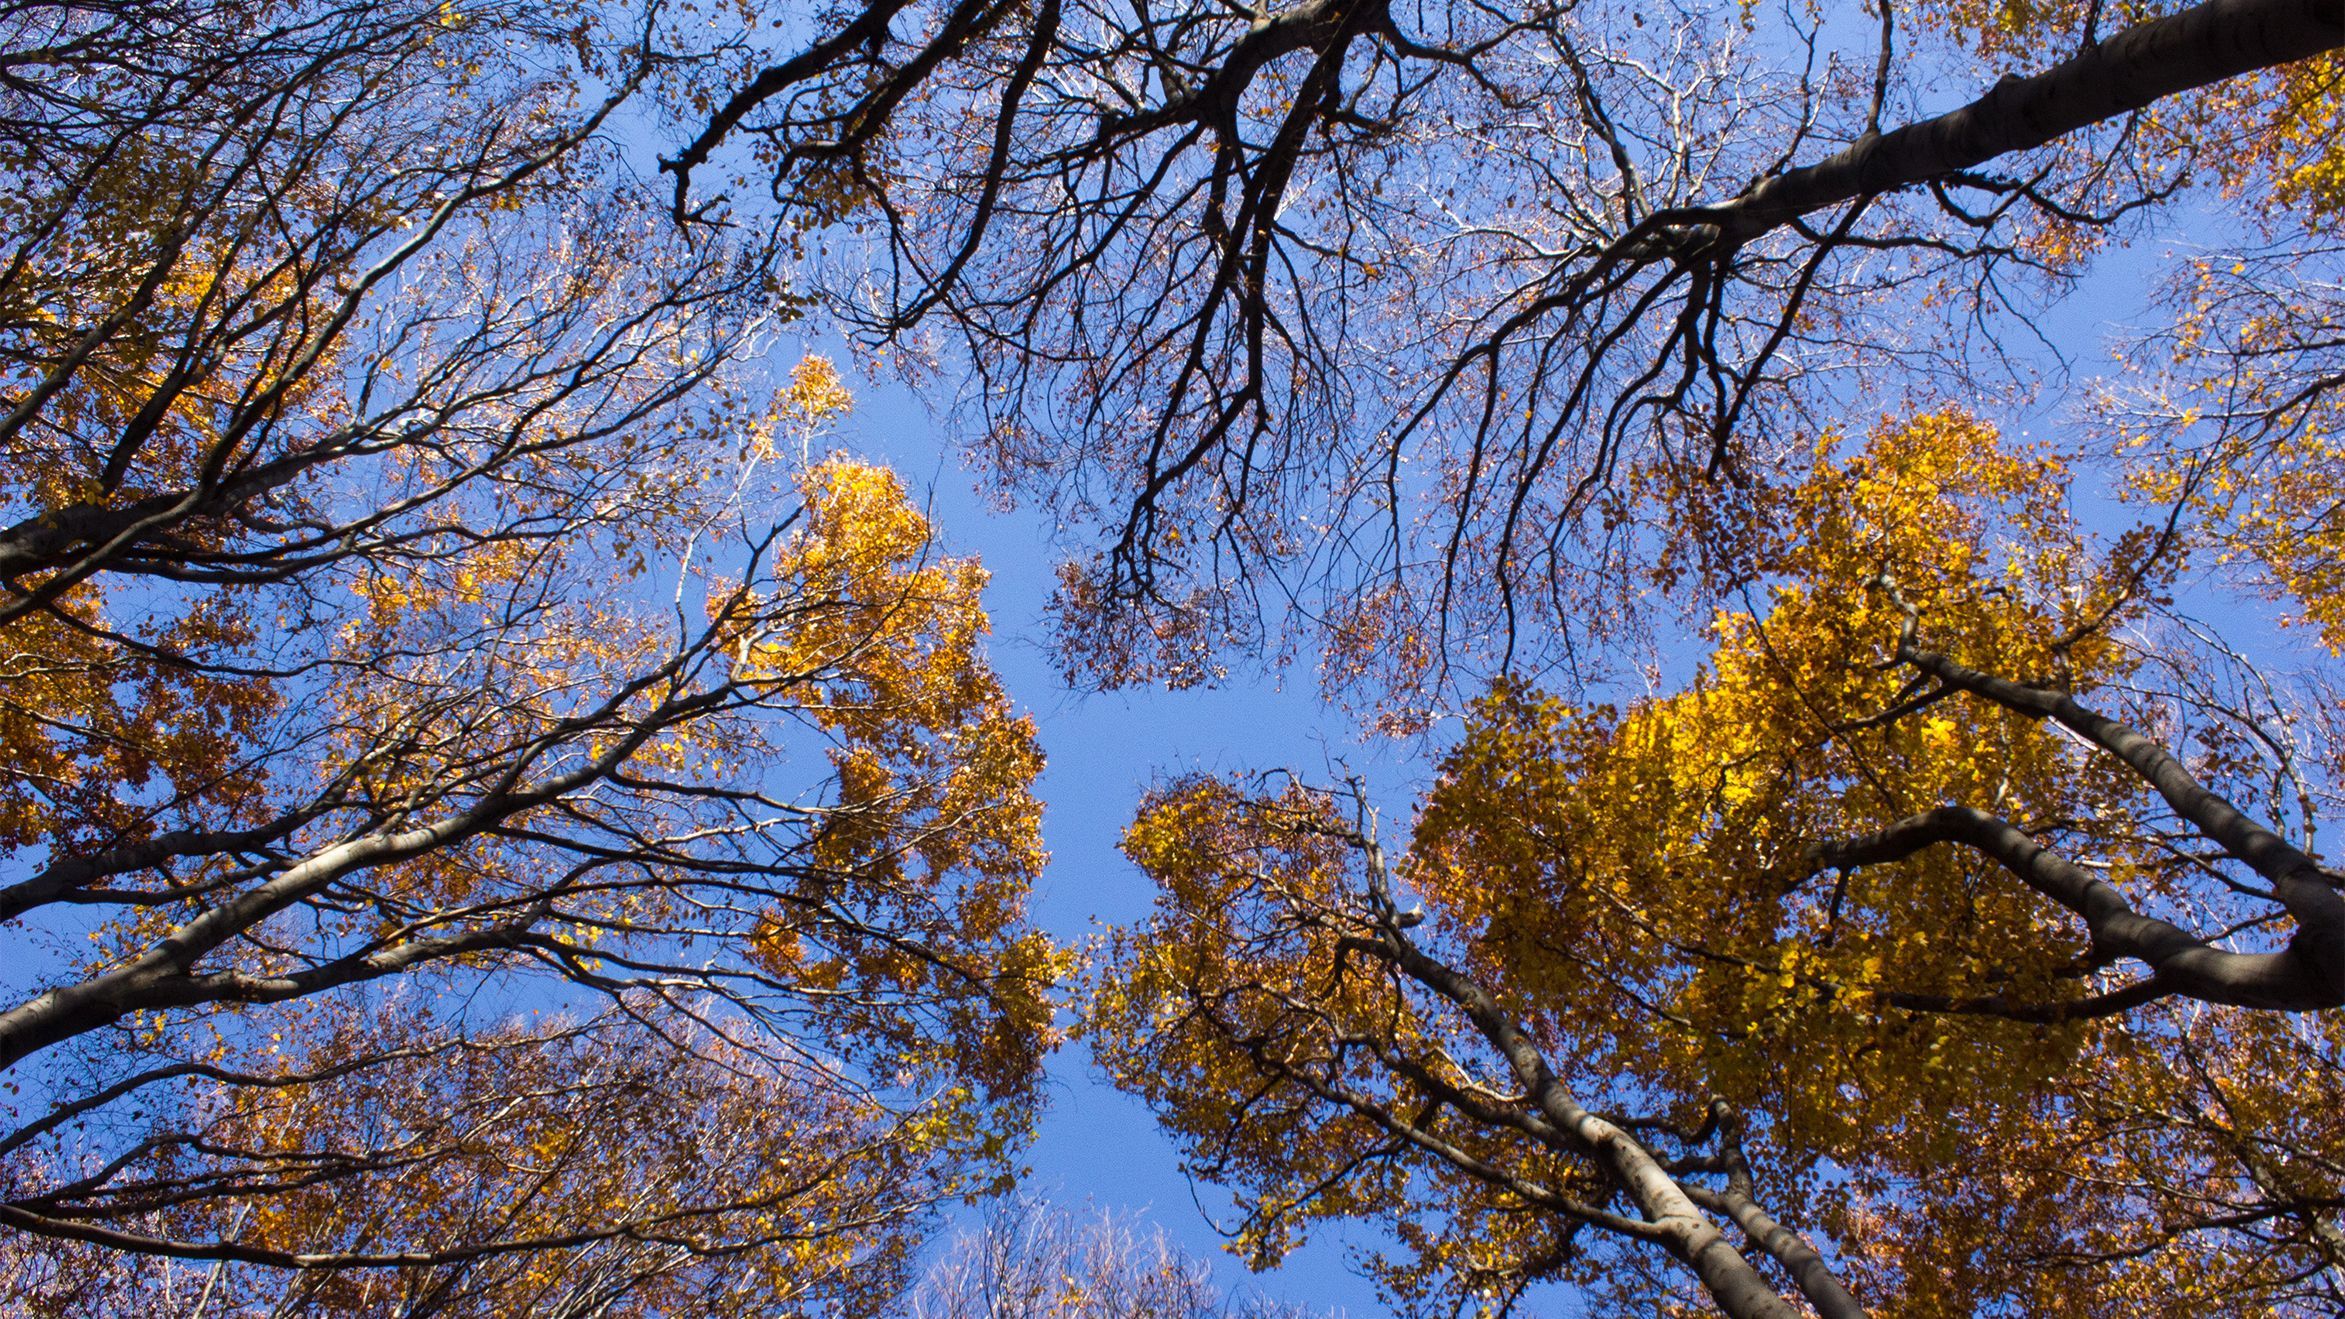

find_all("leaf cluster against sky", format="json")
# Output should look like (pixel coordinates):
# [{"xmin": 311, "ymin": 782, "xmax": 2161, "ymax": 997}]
[{"xmin": 3, "ymin": 0, "xmax": 2343, "ymax": 1314}]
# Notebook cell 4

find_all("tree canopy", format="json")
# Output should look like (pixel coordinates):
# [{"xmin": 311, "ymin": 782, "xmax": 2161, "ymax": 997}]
[
  {"xmin": 0, "ymin": 3, "xmax": 1054, "ymax": 1312},
  {"xmin": 1032, "ymin": 0, "xmax": 2345, "ymax": 1311},
  {"xmin": 666, "ymin": 0, "xmax": 2343, "ymax": 712},
  {"xmin": 4, "ymin": 0, "xmax": 2343, "ymax": 1313},
  {"xmin": 1092, "ymin": 415, "xmax": 2345, "ymax": 1313}
]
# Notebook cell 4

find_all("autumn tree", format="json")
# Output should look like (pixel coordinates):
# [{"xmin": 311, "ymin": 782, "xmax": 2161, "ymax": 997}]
[
  {"xmin": 661, "ymin": 0, "xmax": 2341, "ymax": 708},
  {"xmin": 1091, "ymin": 413, "xmax": 2345, "ymax": 1314},
  {"xmin": 0, "ymin": 1, "xmax": 1055, "ymax": 1311},
  {"xmin": 633, "ymin": 0, "xmax": 2345, "ymax": 1312}
]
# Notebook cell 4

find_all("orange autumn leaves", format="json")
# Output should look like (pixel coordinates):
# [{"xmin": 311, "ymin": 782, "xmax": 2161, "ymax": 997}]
[
  {"xmin": 2127, "ymin": 241, "xmax": 2345, "ymax": 655},
  {"xmin": 732, "ymin": 458, "xmax": 1058, "ymax": 1096},
  {"xmin": 0, "ymin": 14, "xmax": 1063, "ymax": 1285},
  {"xmin": 1094, "ymin": 409, "xmax": 2345, "ymax": 1313},
  {"xmin": 1418, "ymin": 412, "xmax": 2111, "ymax": 1123},
  {"xmin": 0, "ymin": 590, "xmax": 275, "ymax": 855},
  {"xmin": 3, "ymin": 433, "xmax": 1062, "ymax": 1313},
  {"xmin": 0, "ymin": 131, "xmax": 1062, "ymax": 1290}
]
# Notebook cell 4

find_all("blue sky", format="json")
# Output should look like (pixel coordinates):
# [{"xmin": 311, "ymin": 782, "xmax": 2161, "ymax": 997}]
[{"xmin": 841, "ymin": 373, "xmax": 1416, "ymax": 1313}]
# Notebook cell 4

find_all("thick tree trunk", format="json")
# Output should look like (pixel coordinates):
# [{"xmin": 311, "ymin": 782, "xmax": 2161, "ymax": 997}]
[
  {"xmin": 1385, "ymin": 934, "xmax": 1834, "ymax": 1319},
  {"xmin": 1711, "ymin": 0, "xmax": 2345, "ymax": 244}
]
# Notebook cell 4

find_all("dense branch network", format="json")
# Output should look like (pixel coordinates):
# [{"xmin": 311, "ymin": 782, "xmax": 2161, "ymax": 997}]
[
  {"xmin": 0, "ymin": 3, "xmax": 1055, "ymax": 1311},
  {"xmin": 667, "ymin": 0, "xmax": 2343, "ymax": 692},
  {"xmin": 1802, "ymin": 593, "xmax": 2345, "ymax": 1015},
  {"xmin": 1097, "ymin": 780, "xmax": 1865, "ymax": 1317}
]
